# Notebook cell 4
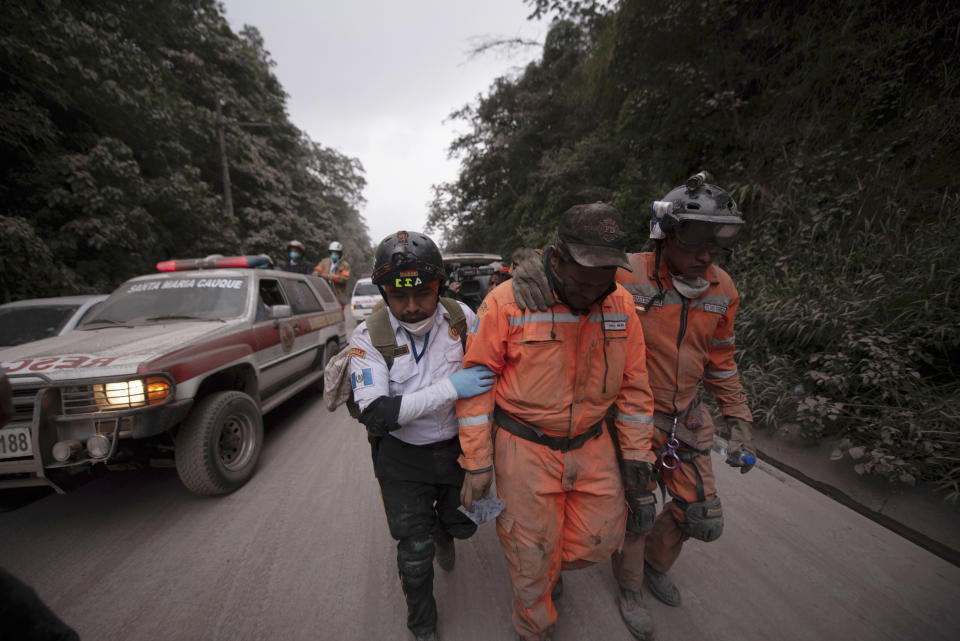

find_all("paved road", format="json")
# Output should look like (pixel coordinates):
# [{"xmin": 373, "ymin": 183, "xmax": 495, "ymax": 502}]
[{"xmin": 1, "ymin": 388, "xmax": 958, "ymax": 641}]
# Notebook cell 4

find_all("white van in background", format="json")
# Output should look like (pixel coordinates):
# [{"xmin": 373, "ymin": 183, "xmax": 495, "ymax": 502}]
[{"xmin": 349, "ymin": 277, "xmax": 380, "ymax": 322}]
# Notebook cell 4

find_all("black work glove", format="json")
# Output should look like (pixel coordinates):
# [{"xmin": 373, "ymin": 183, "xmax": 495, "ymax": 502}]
[
  {"xmin": 625, "ymin": 490, "xmax": 657, "ymax": 534},
  {"xmin": 621, "ymin": 460, "xmax": 656, "ymax": 534},
  {"xmin": 358, "ymin": 396, "xmax": 402, "ymax": 438},
  {"xmin": 621, "ymin": 459, "xmax": 654, "ymax": 493},
  {"xmin": 511, "ymin": 248, "xmax": 554, "ymax": 312}
]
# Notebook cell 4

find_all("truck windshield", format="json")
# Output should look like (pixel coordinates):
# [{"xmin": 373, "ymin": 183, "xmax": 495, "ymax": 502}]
[{"xmin": 84, "ymin": 277, "xmax": 248, "ymax": 324}]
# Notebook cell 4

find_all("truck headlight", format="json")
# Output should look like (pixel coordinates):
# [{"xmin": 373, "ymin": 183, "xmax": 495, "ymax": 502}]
[{"xmin": 93, "ymin": 377, "xmax": 172, "ymax": 409}]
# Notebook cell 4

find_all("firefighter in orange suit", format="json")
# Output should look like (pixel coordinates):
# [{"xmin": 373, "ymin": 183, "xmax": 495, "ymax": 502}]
[
  {"xmin": 512, "ymin": 172, "xmax": 758, "ymax": 640},
  {"xmin": 457, "ymin": 203, "xmax": 657, "ymax": 641},
  {"xmin": 313, "ymin": 240, "xmax": 351, "ymax": 304}
]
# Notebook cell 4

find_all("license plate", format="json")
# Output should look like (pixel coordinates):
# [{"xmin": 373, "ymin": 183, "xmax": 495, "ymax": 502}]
[{"xmin": 0, "ymin": 427, "xmax": 33, "ymax": 459}]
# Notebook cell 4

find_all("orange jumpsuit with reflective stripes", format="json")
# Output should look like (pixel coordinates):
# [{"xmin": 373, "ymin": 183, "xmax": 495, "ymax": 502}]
[
  {"xmin": 313, "ymin": 256, "xmax": 352, "ymax": 303},
  {"xmin": 612, "ymin": 251, "xmax": 753, "ymax": 591},
  {"xmin": 456, "ymin": 281, "xmax": 655, "ymax": 641}
]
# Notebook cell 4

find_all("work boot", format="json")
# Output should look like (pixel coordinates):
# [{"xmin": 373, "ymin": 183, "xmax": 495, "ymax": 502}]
[
  {"xmin": 435, "ymin": 530, "xmax": 455, "ymax": 572},
  {"xmin": 617, "ymin": 587, "xmax": 654, "ymax": 640},
  {"xmin": 412, "ymin": 629, "xmax": 437, "ymax": 641},
  {"xmin": 551, "ymin": 574, "xmax": 563, "ymax": 601},
  {"xmin": 643, "ymin": 562, "xmax": 681, "ymax": 607}
]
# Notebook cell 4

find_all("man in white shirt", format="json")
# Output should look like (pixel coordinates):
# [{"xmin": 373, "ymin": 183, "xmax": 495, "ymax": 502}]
[{"xmin": 349, "ymin": 230, "xmax": 494, "ymax": 641}]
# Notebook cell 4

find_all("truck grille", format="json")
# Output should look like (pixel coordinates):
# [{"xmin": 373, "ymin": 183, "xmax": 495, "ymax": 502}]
[
  {"xmin": 61, "ymin": 385, "xmax": 102, "ymax": 415},
  {"xmin": 10, "ymin": 386, "xmax": 41, "ymax": 423}
]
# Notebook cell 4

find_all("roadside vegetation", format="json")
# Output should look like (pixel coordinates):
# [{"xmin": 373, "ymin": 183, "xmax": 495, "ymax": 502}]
[
  {"xmin": 0, "ymin": 0, "xmax": 371, "ymax": 301},
  {"xmin": 428, "ymin": 0, "xmax": 960, "ymax": 498}
]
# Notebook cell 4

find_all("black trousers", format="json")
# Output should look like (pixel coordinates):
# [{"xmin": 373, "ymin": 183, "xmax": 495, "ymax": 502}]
[{"xmin": 373, "ymin": 434, "xmax": 478, "ymax": 635}]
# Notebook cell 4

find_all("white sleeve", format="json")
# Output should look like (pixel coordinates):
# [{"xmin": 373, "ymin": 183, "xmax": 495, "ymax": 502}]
[
  {"xmin": 397, "ymin": 378, "xmax": 458, "ymax": 423},
  {"xmin": 347, "ymin": 328, "xmax": 390, "ymax": 412}
]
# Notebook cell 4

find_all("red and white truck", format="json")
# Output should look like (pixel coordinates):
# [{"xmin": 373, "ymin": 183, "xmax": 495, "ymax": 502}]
[{"xmin": 0, "ymin": 256, "xmax": 345, "ymax": 495}]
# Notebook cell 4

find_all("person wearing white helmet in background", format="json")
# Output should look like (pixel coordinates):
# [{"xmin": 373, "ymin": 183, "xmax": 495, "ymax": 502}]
[{"xmin": 314, "ymin": 240, "xmax": 352, "ymax": 305}]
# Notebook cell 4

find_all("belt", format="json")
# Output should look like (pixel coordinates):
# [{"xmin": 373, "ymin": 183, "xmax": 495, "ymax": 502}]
[
  {"xmin": 653, "ymin": 407, "xmax": 702, "ymax": 449},
  {"xmin": 493, "ymin": 406, "xmax": 603, "ymax": 453}
]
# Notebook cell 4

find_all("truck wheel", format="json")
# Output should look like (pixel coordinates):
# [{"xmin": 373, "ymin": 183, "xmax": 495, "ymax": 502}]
[
  {"xmin": 175, "ymin": 391, "xmax": 263, "ymax": 495},
  {"xmin": 316, "ymin": 339, "xmax": 339, "ymax": 393}
]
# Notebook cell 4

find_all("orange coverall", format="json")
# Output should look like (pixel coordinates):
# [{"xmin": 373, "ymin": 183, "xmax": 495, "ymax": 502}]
[
  {"xmin": 612, "ymin": 251, "xmax": 753, "ymax": 591},
  {"xmin": 313, "ymin": 256, "xmax": 351, "ymax": 302},
  {"xmin": 456, "ymin": 280, "xmax": 655, "ymax": 641}
]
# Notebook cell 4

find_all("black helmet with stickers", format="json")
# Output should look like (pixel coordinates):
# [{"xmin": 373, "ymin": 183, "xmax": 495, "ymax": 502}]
[
  {"xmin": 372, "ymin": 231, "xmax": 445, "ymax": 290},
  {"xmin": 650, "ymin": 171, "xmax": 745, "ymax": 247}
]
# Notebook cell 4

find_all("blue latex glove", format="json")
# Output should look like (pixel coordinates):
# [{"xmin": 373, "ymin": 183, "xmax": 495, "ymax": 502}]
[{"xmin": 448, "ymin": 365, "xmax": 495, "ymax": 399}]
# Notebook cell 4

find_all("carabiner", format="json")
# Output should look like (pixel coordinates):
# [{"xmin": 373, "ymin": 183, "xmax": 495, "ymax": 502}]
[{"xmin": 660, "ymin": 436, "xmax": 681, "ymax": 470}]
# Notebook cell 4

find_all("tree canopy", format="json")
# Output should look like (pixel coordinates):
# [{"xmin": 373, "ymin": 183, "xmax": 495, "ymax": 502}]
[
  {"xmin": 0, "ymin": 0, "xmax": 371, "ymax": 300},
  {"xmin": 429, "ymin": 0, "xmax": 960, "ymax": 496}
]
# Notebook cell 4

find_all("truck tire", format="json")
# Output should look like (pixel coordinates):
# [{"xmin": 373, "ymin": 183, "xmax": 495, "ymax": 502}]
[
  {"xmin": 315, "ymin": 339, "xmax": 339, "ymax": 393},
  {"xmin": 175, "ymin": 391, "xmax": 263, "ymax": 495}
]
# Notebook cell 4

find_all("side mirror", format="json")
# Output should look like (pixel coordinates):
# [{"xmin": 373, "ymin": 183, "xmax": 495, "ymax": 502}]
[{"xmin": 270, "ymin": 304, "xmax": 293, "ymax": 319}]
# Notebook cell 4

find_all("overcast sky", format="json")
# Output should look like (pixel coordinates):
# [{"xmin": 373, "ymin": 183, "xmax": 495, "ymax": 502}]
[{"xmin": 220, "ymin": 0, "xmax": 550, "ymax": 250}]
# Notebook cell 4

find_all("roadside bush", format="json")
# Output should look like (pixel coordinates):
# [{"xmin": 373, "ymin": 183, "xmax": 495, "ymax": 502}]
[{"xmin": 733, "ymin": 179, "xmax": 960, "ymax": 501}]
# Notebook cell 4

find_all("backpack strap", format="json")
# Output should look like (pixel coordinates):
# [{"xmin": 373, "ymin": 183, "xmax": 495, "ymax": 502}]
[
  {"xmin": 438, "ymin": 297, "xmax": 468, "ymax": 353},
  {"xmin": 365, "ymin": 307, "xmax": 400, "ymax": 370}
]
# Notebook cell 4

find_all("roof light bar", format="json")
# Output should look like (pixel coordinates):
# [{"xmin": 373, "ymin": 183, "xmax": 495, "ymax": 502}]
[{"xmin": 156, "ymin": 255, "xmax": 272, "ymax": 272}]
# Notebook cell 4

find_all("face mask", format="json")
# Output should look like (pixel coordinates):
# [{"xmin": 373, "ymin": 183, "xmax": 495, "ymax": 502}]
[
  {"xmin": 330, "ymin": 252, "xmax": 340, "ymax": 261},
  {"xmin": 398, "ymin": 313, "xmax": 436, "ymax": 336},
  {"xmin": 289, "ymin": 251, "xmax": 300, "ymax": 261},
  {"xmin": 671, "ymin": 272, "xmax": 710, "ymax": 299}
]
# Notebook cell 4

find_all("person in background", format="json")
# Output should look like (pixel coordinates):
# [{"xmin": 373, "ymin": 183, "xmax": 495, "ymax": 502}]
[
  {"xmin": 349, "ymin": 230, "xmax": 495, "ymax": 641},
  {"xmin": 511, "ymin": 172, "xmax": 758, "ymax": 640},
  {"xmin": 281, "ymin": 239, "xmax": 315, "ymax": 275},
  {"xmin": 314, "ymin": 240, "xmax": 352, "ymax": 305},
  {"xmin": 457, "ymin": 203, "xmax": 657, "ymax": 641}
]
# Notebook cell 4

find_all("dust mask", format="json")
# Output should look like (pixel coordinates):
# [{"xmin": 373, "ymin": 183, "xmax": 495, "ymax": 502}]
[
  {"xmin": 399, "ymin": 314, "xmax": 435, "ymax": 336},
  {"xmin": 671, "ymin": 272, "xmax": 710, "ymax": 299}
]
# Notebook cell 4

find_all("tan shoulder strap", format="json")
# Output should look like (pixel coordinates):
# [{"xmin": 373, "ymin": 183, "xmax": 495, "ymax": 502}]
[
  {"xmin": 365, "ymin": 307, "xmax": 400, "ymax": 370},
  {"xmin": 438, "ymin": 297, "xmax": 468, "ymax": 353}
]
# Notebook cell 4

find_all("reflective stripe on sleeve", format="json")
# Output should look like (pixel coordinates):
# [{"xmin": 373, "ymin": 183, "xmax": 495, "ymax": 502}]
[
  {"xmin": 458, "ymin": 414, "xmax": 492, "ymax": 427},
  {"xmin": 508, "ymin": 313, "xmax": 580, "ymax": 326},
  {"xmin": 705, "ymin": 367, "xmax": 737, "ymax": 380},
  {"xmin": 711, "ymin": 335, "xmax": 736, "ymax": 346},
  {"xmin": 617, "ymin": 412, "xmax": 653, "ymax": 424}
]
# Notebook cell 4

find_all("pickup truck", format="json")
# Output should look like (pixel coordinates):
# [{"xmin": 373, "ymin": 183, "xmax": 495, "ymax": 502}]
[{"xmin": 0, "ymin": 255, "xmax": 345, "ymax": 495}]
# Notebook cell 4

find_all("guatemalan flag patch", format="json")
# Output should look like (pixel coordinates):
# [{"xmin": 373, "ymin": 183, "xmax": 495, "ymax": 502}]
[{"xmin": 351, "ymin": 368, "xmax": 373, "ymax": 390}]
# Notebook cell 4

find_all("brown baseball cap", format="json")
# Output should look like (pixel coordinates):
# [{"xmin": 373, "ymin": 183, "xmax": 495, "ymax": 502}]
[{"xmin": 557, "ymin": 203, "xmax": 632, "ymax": 271}]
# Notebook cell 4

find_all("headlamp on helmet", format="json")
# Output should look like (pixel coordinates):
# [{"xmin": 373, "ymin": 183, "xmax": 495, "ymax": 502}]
[{"xmin": 649, "ymin": 171, "xmax": 745, "ymax": 247}]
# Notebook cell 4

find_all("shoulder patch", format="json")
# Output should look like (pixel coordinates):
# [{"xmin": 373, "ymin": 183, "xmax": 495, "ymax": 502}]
[
  {"xmin": 349, "ymin": 347, "xmax": 367, "ymax": 359},
  {"xmin": 350, "ymin": 368, "xmax": 373, "ymax": 390},
  {"xmin": 477, "ymin": 300, "xmax": 489, "ymax": 315}
]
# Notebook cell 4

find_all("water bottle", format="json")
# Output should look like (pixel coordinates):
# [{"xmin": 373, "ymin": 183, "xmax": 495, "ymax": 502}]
[{"xmin": 713, "ymin": 436, "xmax": 756, "ymax": 468}]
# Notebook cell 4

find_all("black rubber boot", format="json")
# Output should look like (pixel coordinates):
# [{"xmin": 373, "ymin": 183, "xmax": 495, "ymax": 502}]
[
  {"xmin": 618, "ymin": 587, "xmax": 654, "ymax": 640},
  {"xmin": 643, "ymin": 562, "xmax": 681, "ymax": 607},
  {"xmin": 434, "ymin": 529, "xmax": 455, "ymax": 572},
  {"xmin": 412, "ymin": 629, "xmax": 438, "ymax": 641}
]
